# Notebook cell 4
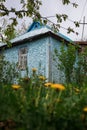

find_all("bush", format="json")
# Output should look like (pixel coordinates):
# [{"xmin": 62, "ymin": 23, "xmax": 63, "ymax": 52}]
[
  {"xmin": 54, "ymin": 44, "xmax": 87, "ymax": 85},
  {"xmin": 0, "ymin": 70, "xmax": 87, "ymax": 130},
  {"xmin": 0, "ymin": 54, "xmax": 19, "ymax": 84}
]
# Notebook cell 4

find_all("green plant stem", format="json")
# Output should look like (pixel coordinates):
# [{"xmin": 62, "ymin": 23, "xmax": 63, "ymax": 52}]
[
  {"xmin": 35, "ymin": 85, "xmax": 42, "ymax": 107},
  {"xmin": 57, "ymin": 90, "xmax": 62, "ymax": 100}
]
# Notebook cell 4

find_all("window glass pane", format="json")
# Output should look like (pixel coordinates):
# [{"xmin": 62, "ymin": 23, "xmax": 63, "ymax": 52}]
[{"xmin": 18, "ymin": 47, "xmax": 27, "ymax": 70}]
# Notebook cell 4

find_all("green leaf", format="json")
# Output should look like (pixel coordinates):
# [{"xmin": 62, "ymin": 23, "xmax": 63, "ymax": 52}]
[
  {"xmin": 62, "ymin": 0, "xmax": 70, "ymax": 5},
  {"xmin": 72, "ymin": 3, "xmax": 78, "ymax": 8},
  {"xmin": 56, "ymin": 14, "xmax": 62, "ymax": 23},
  {"xmin": 62, "ymin": 14, "xmax": 68, "ymax": 21},
  {"xmin": 74, "ymin": 21, "xmax": 79, "ymax": 27},
  {"xmin": 67, "ymin": 27, "xmax": 74, "ymax": 33}
]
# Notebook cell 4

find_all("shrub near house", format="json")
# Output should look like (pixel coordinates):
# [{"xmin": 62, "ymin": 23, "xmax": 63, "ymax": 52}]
[
  {"xmin": 0, "ymin": 68, "xmax": 87, "ymax": 130},
  {"xmin": 0, "ymin": 54, "xmax": 19, "ymax": 84}
]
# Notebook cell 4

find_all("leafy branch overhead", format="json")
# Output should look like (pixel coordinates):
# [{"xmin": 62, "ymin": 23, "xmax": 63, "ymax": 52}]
[
  {"xmin": 56, "ymin": 14, "xmax": 68, "ymax": 23},
  {"xmin": 0, "ymin": 0, "xmax": 42, "ymax": 19},
  {"xmin": 62, "ymin": 0, "xmax": 78, "ymax": 7},
  {"xmin": 0, "ymin": 0, "xmax": 79, "ymax": 43}
]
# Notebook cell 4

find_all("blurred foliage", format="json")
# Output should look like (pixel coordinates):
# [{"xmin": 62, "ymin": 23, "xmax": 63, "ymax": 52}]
[
  {"xmin": 0, "ymin": 69, "xmax": 87, "ymax": 130},
  {"xmin": 0, "ymin": 54, "xmax": 19, "ymax": 84},
  {"xmin": 54, "ymin": 44, "xmax": 77, "ymax": 83},
  {"xmin": 54, "ymin": 44, "xmax": 87, "ymax": 85},
  {"xmin": 0, "ymin": 55, "xmax": 87, "ymax": 129}
]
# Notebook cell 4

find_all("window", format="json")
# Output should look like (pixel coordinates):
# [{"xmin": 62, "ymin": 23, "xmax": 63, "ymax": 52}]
[{"xmin": 18, "ymin": 47, "xmax": 28, "ymax": 70}]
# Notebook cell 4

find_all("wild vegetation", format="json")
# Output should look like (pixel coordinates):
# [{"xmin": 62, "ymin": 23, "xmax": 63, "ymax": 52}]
[
  {"xmin": 0, "ymin": 45, "xmax": 87, "ymax": 130},
  {"xmin": 54, "ymin": 44, "xmax": 87, "ymax": 85},
  {"xmin": 0, "ymin": 1, "xmax": 87, "ymax": 129}
]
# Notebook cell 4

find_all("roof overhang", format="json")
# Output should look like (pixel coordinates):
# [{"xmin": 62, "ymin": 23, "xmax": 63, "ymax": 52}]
[
  {"xmin": 0, "ymin": 31, "xmax": 73, "ymax": 50},
  {"xmin": 75, "ymin": 41, "xmax": 87, "ymax": 45}
]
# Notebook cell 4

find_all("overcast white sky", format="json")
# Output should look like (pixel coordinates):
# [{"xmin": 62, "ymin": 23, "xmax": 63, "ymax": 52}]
[
  {"xmin": 2, "ymin": 0, "xmax": 87, "ymax": 41},
  {"xmin": 40, "ymin": 0, "xmax": 87, "ymax": 41}
]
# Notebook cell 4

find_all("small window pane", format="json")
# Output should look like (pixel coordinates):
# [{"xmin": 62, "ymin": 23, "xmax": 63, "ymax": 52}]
[{"xmin": 18, "ymin": 47, "xmax": 28, "ymax": 70}]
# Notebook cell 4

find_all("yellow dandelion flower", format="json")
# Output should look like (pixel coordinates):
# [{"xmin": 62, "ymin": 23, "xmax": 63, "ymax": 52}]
[
  {"xmin": 83, "ymin": 107, "xmax": 87, "ymax": 112},
  {"xmin": 39, "ymin": 76, "xmax": 46, "ymax": 80},
  {"xmin": 44, "ymin": 82, "xmax": 52, "ymax": 87},
  {"xmin": 32, "ymin": 68, "xmax": 37, "ymax": 72},
  {"xmin": 23, "ymin": 77, "xmax": 30, "ymax": 82},
  {"xmin": 74, "ymin": 88, "xmax": 80, "ymax": 93},
  {"xmin": 56, "ymin": 98, "xmax": 62, "ymax": 103},
  {"xmin": 12, "ymin": 84, "xmax": 21, "ymax": 90},
  {"xmin": 51, "ymin": 83, "xmax": 65, "ymax": 91}
]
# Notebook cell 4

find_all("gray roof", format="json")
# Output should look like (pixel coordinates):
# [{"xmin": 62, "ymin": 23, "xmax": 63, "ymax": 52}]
[
  {"xmin": 0, "ymin": 23, "xmax": 73, "ymax": 48},
  {"xmin": 0, "ymin": 27, "xmax": 51, "ymax": 47},
  {"xmin": 11, "ymin": 27, "xmax": 51, "ymax": 43}
]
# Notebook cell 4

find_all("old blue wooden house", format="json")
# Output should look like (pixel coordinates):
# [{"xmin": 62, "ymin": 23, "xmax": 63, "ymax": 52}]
[{"xmin": 0, "ymin": 21, "xmax": 72, "ymax": 83}]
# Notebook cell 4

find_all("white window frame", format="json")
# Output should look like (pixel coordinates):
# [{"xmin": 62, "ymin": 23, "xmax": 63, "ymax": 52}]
[{"xmin": 18, "ymin": 47, "xmax": 28, "ymax": 70}]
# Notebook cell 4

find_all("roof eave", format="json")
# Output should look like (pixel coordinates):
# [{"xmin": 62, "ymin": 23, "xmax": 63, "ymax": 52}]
[{"xmin": 0, "ymin": 31, "xmax": 72, "ymax": 50}]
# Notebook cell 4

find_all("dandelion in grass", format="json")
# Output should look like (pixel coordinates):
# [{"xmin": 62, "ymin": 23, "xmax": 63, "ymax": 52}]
[
  {"xmin": 74, "ymin": 87, "xmax": 80, "ymax": 93},
  {"xmin": 44, "ymin": 82, "xmax": 52, "ymax": 87},
  {"xmin": 39, "ymin": 76, "xmax": 46, "ymax": 80},
  {"xmin": 51, "ymin": 84, "xmax": 65, "ymax": 91},
  {"xmin": 32, "ymin": 68, "xmax": 37, "ymax": 72},
  {"xmin": 12, "ymin": 84, "xmax": 21, "ymax": 90},
  {"xmin": 23, "ymin": 77, "xmax": 30, "ymax": 82},
  {"xmin": 83, "ymin": 107, "xmax": 87, "ymax": 112}
]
